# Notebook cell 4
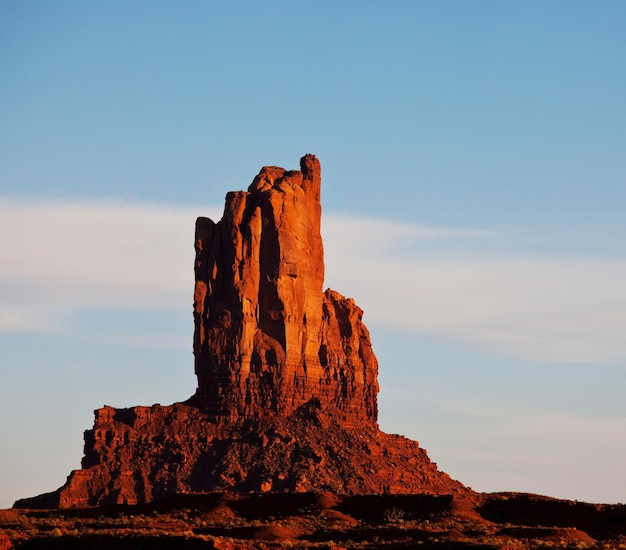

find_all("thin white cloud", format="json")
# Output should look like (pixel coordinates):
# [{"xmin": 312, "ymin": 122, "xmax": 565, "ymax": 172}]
[
  {"xmin": 321, "ymin": 215, "xmax": 496, "ymax": 253},
  {"xmin": 1, "ymin": 198, "xmax": 625, "ymax": 364},
  {"xmin": 323, "ymin": 215, "xmax": 626, "ymax": 364},
  {"xmin": 0, "ymin": 198, "xmax": 221, "ymax": 331},
  {"xmin": 0, "ymin": 307, "xmax": 51, "ymax": 332}
]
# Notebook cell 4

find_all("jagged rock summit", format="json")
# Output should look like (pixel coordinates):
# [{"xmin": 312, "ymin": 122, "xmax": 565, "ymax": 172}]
[
  {"xmin": 15, "ymin": 155, "xmax": 467, "ymax": 509},
  {"xmin": 190, "ymin": 154, "xmax": 377, "ymax": 424}
]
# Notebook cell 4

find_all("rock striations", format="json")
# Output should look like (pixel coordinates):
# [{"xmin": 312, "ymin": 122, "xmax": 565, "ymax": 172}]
[
  {"xmin": 15, "ymin": 155, "xmax": 466, "ymax": 509},
  {"xmin": 190, "ymin": 155, "xmax": 377, "ymax": 424}
]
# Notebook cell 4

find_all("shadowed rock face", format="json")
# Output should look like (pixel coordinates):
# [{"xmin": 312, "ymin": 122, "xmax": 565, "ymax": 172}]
[
  {"xmin": 190, "ymin": 154, "xmax": 378, "ymax": 424},
  {"xmin": 14, "ymin": 155, "xmax": 467, "ymax": 509}
]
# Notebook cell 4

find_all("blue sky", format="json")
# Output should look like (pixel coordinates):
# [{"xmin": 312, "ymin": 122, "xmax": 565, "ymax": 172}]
[{"xmin": 1, "ymin": 1, "xmax": 625, "ymax": 507}]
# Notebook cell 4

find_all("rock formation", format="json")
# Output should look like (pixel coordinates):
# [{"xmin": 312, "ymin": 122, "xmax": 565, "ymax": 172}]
[
  {"xmin": 15, "ymin": 155, "xmax": 467, "ymax": 509},
  {"xmin": 189, "ymin": 155, "xmax": 377, "ymax": 424}
]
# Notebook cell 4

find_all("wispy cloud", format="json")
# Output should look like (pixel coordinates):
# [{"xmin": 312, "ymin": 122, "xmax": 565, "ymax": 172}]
[
  {"xmin": 323, "ymin": 216, "xmax": 626, "ymax": 364},
  {"xmin": 321, "ymin": 215, "xmax": 496, "ymax": 254},
  {"xmin": 2, "ymin": 198, "xmax": 625, "ymax": 364},
  {"xmin": 0, "ymin": 198, "xmax": 221, "ymax": 331}
]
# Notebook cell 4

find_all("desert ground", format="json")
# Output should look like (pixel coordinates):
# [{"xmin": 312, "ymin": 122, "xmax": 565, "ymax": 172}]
[{"xmin": 3, "ymin": 491, "xmax": 626, "ymax": 549}]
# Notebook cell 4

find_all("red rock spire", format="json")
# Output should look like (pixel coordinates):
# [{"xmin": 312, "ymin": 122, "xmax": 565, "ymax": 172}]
[{"xmin": 191, "ymin": 154, "xmax": 378, "ymax": 423}]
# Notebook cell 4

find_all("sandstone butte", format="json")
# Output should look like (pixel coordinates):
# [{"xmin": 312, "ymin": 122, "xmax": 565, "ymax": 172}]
[{"xmin": 15, "ymin": 154, "xmax": 468, "ymax": 509}]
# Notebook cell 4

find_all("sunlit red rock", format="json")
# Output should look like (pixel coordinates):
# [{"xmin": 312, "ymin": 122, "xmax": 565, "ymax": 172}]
[
  {"xmin": 189, "ymin": 155, "xmax": 377, "ymax": 423},
  {"xmin": 15, "ymin": 155, "xmax": 467, "ymax": 509}
]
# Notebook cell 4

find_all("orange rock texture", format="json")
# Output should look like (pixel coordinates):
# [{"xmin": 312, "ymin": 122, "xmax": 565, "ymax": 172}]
[
  {"xmin": 190, "ymin": 155, "xmax": 377, "ymax": 424},
  {"xmin": 15, "ymin": 155, "xmax": 467, "ymax": 509}
]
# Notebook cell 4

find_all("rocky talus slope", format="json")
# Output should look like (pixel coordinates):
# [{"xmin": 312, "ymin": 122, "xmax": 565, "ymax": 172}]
[{"xmin": 15, "ymin": 155, "xmax": 466, "ymax": 509}]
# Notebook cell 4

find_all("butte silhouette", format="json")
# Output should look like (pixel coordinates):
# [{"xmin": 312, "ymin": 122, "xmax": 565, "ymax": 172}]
[{"xmin": 16, "ymin": 155, "xmax": 467, "ymax": 508}]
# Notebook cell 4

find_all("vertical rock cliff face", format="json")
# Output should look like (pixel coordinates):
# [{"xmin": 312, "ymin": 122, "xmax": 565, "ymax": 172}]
[
  {"xmin": 191, "ymin": 155, "xmax": 378, "ymax": 424},
  {"xmin": 14, "ymin": 155, "xmax": 468, "ymax": 509}
]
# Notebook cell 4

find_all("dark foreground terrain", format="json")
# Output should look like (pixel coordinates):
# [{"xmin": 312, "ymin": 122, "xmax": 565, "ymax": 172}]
[{"xmin": 3, "ymin": 492, "xmax": 626, "ymax": 549}]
